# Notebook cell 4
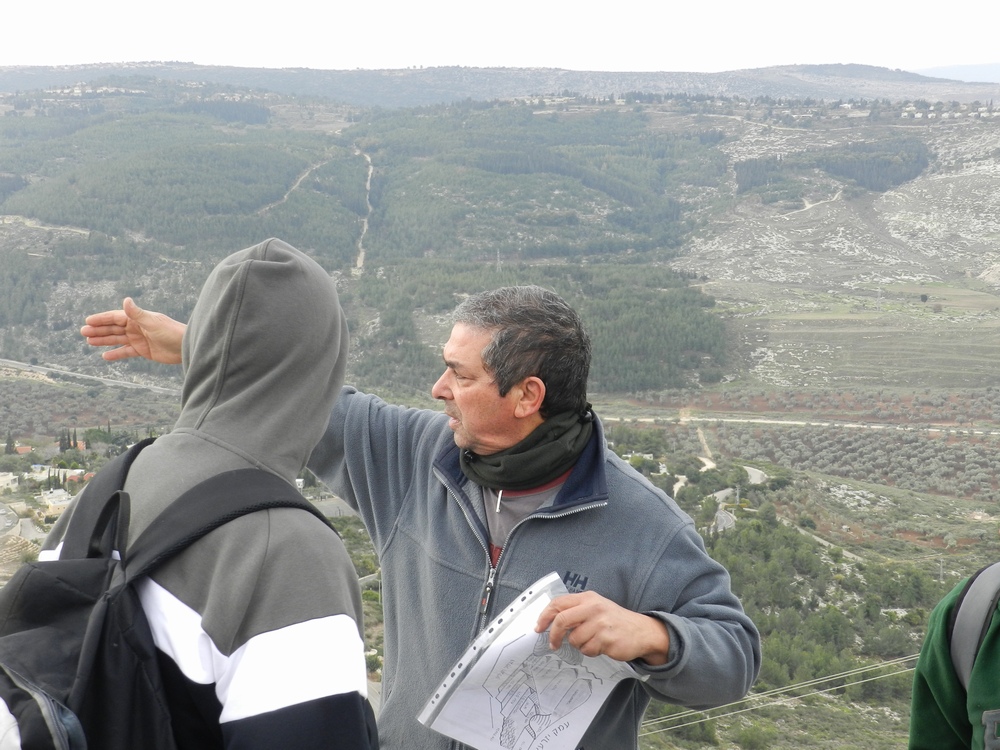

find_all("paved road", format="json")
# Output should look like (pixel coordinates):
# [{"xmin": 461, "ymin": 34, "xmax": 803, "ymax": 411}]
[
  {"xmin": 0, "ymin": 505, "xmax": 18, "ymax": 535},
  {"xmin": 20, "ymin": 519, "xmax": 46, "ymax": 541},
  {"xmin": 0, "ymin": 357, "xmax": 179, "ymax": 396},
  {"xmin": 714, "ymin": 507, "xmax": 736, "ymax": 532},
  {"xmin": 313, "ymin": 496, "xmax": 357, "ymax": 518}
]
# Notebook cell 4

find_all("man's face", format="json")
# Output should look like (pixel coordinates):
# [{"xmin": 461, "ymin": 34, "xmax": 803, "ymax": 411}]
[{"xmin": 431, "ymin": 323, "xmax": 527, "ymax": 455}]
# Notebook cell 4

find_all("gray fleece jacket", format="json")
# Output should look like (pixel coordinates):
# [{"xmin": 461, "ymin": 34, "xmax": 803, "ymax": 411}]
[
  {"xmin": 46, "ymin": 238, "xmax": 377, "ymax": 749},
  {"xmin": 308, "ymin": 388, "xmax": 761, "ymax": 750}
]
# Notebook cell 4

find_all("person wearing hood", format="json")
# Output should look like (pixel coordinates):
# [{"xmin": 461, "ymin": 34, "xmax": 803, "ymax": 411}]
[
  {"xmin": 57, "ymin": 238, "xmax": 378, "ymax": 749},
  {"xmin": 82, "ymin": 281, "xmax": 759, "ymax": 750}
]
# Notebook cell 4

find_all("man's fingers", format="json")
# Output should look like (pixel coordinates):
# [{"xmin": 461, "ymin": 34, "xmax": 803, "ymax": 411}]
[
  {"xmin": 81, "ymin": 322, "xmax": 125, "ymax": 338},
  {"xmin": 81, "ymin": 332, "xmax": 125, "ymax": 346},
  {"xmin": 536, "ymin": 595, "xmax": 587, "ymax": 649},
  {"xmin": 83, "ymin": 310, "xmax": 127, "ymax": 328},
  {"xmin": 101, "ymin": 346, "xmax": 135, "ymax": 362},
  {"xmin": 123, "ymin": 296, "xmax": 144, "ymax": 321},
  {"xmin": 535, "ymin": 595, "xmax": 573, "ymax": 633},
  {"xmin": 566, "ymin": 629, "xmax": 605, "ymax": 658}
]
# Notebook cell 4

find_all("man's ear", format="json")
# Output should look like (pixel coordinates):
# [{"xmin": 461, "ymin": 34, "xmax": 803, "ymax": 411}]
[{"xmin": 513, "ymin": 376, "xmax": 546, "ymax": 419}]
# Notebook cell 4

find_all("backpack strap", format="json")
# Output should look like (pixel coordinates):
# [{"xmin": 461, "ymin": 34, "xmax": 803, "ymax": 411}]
[
  {"xmin": 60, "ymin": 438, "xmax": 157, "ymax": 560},
  {"xmin": 124, "ymin": 468, "xmax": 332, "ymax": 581},
  {"xmin": 949, "ymin": 561, "xmax": 1000, "ymax": 691}
]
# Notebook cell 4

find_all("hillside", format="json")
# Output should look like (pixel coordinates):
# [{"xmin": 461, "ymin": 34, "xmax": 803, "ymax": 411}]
[
  {"xmin": 672, "ymin": 110, "xmax": 1000, "ymax": 391},
  {"xmin": 4, "ymin": 76, "xmax": 999, "ymax": 395}
]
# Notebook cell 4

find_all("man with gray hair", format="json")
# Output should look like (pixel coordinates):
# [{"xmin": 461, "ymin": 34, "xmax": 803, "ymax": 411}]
[
  {"xmin": 82, "ymin": 281, "xmax": 760, "ymax": 750},
  {"xmin": 454, "ymin": 285, "xmax": 592, "ymax": 417}
]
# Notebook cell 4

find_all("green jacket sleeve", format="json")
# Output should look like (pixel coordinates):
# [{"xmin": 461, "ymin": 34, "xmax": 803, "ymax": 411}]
[{"xmin": 909, "ymin": 579, "xmax": 972, "ymax": 750}]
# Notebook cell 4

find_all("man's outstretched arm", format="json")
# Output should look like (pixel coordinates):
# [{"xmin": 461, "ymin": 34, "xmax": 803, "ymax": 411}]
[{"xmin": 81, "ymin": 297, "xmax": 186, "ymax": 364}]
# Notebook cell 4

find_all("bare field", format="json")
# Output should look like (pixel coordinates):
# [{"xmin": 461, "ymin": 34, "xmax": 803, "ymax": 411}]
[{"xmin": 730, "ymin": 311, "xmax": 1000, "ymax": 388}]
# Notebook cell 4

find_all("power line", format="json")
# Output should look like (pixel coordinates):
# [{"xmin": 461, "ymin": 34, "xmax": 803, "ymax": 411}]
[
  {"xmin": 642, "ymin": 653, "xmax": 917, "ymax": 727},
  {"xmin": 641, "ymin": 665, "xmax": 915, "ymax": 736},
  {"xmin": 639, "ymin": 654, "xmax": 918, "ymax": 736},
  {"xmin": 641, "ymin": 662, "xmax": 916, "ymax": 735}
]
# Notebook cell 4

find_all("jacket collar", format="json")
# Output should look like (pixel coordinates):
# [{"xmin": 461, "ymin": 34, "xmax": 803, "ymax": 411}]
[{"xmin": 435, "ymin": 413, "xmax": 610, "ymax": 510}]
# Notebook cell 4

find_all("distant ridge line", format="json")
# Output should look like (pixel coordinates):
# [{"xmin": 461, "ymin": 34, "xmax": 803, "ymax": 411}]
[{"xmin": 2, "ymin": 62, "xmax": 999, "ymax": 107}]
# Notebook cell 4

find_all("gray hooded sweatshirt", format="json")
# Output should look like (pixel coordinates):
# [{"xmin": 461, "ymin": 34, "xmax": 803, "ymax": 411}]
[{"xmin": 49, "ymin": 238, "xmax": 377, "ymax": 749}]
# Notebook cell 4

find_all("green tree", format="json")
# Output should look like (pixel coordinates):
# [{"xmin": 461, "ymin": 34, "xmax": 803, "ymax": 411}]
[
  {"xmin": 736, "ymin": 724, "xmax": 777, "ymax": 750},
  {"xmin": 758, "ymin": 502, "xmax": 778, "ymax": 526},
  {"xmin": 698, "ymin": 496, "xmax": 719, "ymax": 526}
]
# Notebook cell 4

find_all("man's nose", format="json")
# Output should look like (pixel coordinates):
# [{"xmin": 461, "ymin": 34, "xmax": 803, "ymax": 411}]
[{"xmin": 431, "ymin": 371, "xmax": 450, "ymax": 400}]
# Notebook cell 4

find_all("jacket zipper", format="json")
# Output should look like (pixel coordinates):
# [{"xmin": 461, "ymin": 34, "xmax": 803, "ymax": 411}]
[
  {"xmin": 436, "ymin": 464, "xmax": 607, "ymax": 627},
  {"xmin": 437, "ymin": 474, "xmax": 495, "ymax": 615},
  {"xmin": 480, "ymin": 566, "xmax": 496, "ymax": 615},
  {"xmin": 477, "ymin": 500, "xmax": 607, "ymax": 628}
]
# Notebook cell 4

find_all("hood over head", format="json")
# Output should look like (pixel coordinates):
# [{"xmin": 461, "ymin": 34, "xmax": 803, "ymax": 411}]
[{"xmin": 176, "ymin": 238, "xmax": 348, "ymax": 481}]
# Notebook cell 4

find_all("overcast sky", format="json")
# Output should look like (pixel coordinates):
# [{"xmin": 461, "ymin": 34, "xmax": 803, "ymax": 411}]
[{"xmin": 3, "ymin": 0, "xmax": 997, "ymax": 74}]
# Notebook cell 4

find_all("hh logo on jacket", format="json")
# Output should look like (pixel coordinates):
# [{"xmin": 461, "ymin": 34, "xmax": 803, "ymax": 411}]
[{"xmin": 563, "ymin": 571, "xmax": 590, "ymax": 593}]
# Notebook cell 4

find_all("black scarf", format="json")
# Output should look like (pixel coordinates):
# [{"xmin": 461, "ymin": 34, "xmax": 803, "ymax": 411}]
[{"xmin": 459, "ymin": 406, "xmax": 594, "ymax": 491}]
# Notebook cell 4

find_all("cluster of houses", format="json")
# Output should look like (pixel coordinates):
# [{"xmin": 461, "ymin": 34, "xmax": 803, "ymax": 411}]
[
  {"xmin": 1, "ymin": 466, "xmax": 94, "ymax": 524},
  {"xmin": 900, "ymin": 107, "xmax": 1000, "ymax": 119}
]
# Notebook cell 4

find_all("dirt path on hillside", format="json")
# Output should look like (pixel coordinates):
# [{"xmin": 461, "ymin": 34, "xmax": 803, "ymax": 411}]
[
  {"xmin": 257, "ymin": 157, "xmax": 333, "ymax": 215},
  {"xmin": 784, "ymin": 189, "xmax": 843, "ymax": 215},
  {"xmin": 354, "ymin": 150, "xmax": 373, "ymax": 273}
]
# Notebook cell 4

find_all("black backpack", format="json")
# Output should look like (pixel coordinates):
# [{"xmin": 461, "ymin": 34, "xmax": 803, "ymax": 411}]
[{"xmin": 0, "ymin": 438, "xmax": 334, "ymax": 749}]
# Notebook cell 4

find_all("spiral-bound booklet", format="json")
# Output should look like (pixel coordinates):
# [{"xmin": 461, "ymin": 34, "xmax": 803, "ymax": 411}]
[{"xmin": 417, "ymin": 571, "xmax": 643, "ymax": 750}]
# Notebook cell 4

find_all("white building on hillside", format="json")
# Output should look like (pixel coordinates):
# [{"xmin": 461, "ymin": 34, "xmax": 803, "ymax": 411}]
[{"xmin": 36, "ymin": 489, "xmax": 72, "ymax": 516}]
